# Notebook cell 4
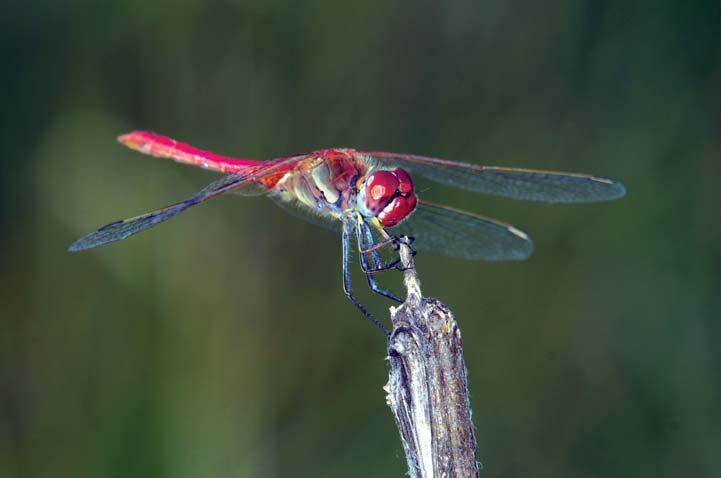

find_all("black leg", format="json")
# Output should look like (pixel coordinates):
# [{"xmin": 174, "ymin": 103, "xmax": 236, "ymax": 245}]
[
  {"xmin": 356, "ymin": 221, "xmax": 403, "ymax": 303},
  {"xmin": 358, "ymin": 229, "xmax": 416, "ymax": 275},
  {"xmin": 342, "ymin": 221, "xmax": 389, "ymax": 335},
  {"xmin": 361, "ymin": 234, "xmax": 417, "ymax": 256},
  {"xmin": 360, "ymin": 220, "xmax": 384, "ymax": 269}
]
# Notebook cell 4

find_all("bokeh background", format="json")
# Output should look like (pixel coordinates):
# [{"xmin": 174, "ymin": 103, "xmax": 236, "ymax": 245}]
[{"xmin": 2, "ymin": 1, "xmax": 720, "ymax": 477}]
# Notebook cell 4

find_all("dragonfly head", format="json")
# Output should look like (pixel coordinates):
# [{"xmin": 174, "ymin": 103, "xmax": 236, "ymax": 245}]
[{"xmin": 358, "ymin": 168, "xmax": 417, "ymax": 228}]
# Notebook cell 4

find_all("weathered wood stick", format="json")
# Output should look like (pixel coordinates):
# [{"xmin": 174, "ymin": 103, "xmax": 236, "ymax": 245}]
[{"xmin": 384, "ymin": 242, "xmax": 480, "ymax": 478}]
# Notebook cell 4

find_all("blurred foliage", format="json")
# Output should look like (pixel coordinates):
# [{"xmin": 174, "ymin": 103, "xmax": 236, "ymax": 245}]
[{"xmin": 1, "ymin": 1, "xmax": 720, "ymax": 477}]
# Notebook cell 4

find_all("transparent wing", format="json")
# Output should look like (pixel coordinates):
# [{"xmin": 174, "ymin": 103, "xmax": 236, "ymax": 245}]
[
  {"xmin": 363, "ymin": 151, "xmax": 626, "ymax": 203},
  {"xmin": 68, "ymin": 159, "xmax": 298, "ymax": 252},
  {"xmin": 68, "ymin": 201, "xmax": 199, "ymax": 252},
  {"xmin": 391, "ymin": 200, "xmax": 533, "ymax": 261}
]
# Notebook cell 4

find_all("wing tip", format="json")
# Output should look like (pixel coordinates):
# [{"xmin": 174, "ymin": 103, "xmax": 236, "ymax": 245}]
[
  {"xmin": 68, "ymin": 232, "xmax": 124, "ymax": 252},
  {"xmin": 549, "ymin": 176, "xmax": 627, "ymax": 203},
  {"xmin": 514, "ymin": 238, "xmax": 535, "ymax": 261},
  {"xmin": 507, "ymin": 225, "xmax": 534, "ymax": 260},
  {"xmin": 612, "ymin": 180, "xmax": 627, "ymax": 200},
  {"xmin": 68, "ymin": 230, "xmax": 111, "ymax": 252},
  {"xmin": 481, "ymin": 225, "xmax": 534, "ymax": 261},
  {"xmin": 67, "ymin": 238, "xmax": 91, "ymax": 252},
  {"xmin": 593, "ymin": 176, "xmax": 627, "ymax": 200}
]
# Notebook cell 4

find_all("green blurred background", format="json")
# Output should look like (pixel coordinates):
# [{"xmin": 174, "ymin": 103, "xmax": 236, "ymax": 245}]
[{"xmin": 2, "ymin": 1, "xmax": 720, "ymax": 477}]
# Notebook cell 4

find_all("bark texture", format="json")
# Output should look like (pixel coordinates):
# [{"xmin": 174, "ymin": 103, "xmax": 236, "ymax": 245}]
[{"xmin": 385, "ymin": 243, "xmax": 479, "ymax": 478}]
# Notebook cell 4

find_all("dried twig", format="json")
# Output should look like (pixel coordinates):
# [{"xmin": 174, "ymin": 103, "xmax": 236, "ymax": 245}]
[{"xmin": 384, "ymin": 242, "xmax": 479, "ymax": 477}]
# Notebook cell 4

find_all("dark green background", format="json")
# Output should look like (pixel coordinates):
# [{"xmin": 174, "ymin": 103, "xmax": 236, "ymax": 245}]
[{"xmin": 2, "ymin": 1, "xmax": 720, "ymax": 477}]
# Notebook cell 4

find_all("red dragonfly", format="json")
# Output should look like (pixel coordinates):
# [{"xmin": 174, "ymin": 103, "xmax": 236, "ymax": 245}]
[{"xmin": 69, "ymin": 131, "xmax": 626, "ymax": 332}]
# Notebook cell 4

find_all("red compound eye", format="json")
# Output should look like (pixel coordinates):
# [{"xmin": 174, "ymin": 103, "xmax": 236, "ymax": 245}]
[
  {"xmin": 378, "ymin": 193, "xmax": 417, "ymax": 228},
  {"xmin": 394, "ymin": 168, "xmax": 413, "ymax": 194},
  {"xmin": 361, "ymin": 168, "xmax": 417, "ymax": 225},
  {"xmin": 363, "ymin": 170, "xmax": 399, "ymax": 214}
]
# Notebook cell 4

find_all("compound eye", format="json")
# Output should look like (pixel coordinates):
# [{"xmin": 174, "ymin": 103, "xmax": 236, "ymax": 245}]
[
  {"xmin": 378, "ymin": 193, "xmax": 418, "ymax": 228},
  {"xmin": 394, "ymin": 168, "xmax": 414, "ymax": 194},
  {"xmin": 363, "ymin": 170, "xmax": 399, "ymax": 213}
]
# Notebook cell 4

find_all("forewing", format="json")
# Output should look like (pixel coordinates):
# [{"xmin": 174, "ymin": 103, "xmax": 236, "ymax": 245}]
[
  {"xmin": 391, "ymin": 200, "xmax": 533, "ymax": 261},
  {"xmin": 363, "ymin": 151, "xmax": 626, "ymax": 203},
  {"xmin": 68, "ymin": 200, "xmax": 200, "ymax": 251},
  {"xmin": 68, "ymin": 158, "xmax": 299, "ymax": 251}
]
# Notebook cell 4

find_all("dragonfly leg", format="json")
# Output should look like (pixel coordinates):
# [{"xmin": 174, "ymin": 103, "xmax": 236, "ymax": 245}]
[
  {"xmin": 358, "ymin": 231, "xmax": 416, "ymax": 275},
  {"xmin": 362, "ymin": 258, "xmax": 407, "ymax": 274},
  {"xmin": 361, "ymin": 234, "xmax": 416, "ymax": 256},
  {"xmin": 342, "ymin": 221, "xmax": 390, "ymax": 335},
  {"xmin": 356, "ymin": 221, "xmax": 403, "ymax": 303}
]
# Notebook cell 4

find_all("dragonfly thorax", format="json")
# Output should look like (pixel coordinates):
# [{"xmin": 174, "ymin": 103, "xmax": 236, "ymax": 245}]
[
  {"xmin": 274, "ymin": 149, "xmax": 365, "ymax": 215},
  {"xmin": 273, "ymin": 150, "xmax": 418, "ymax": 229},
  {"xmin": 357, "ymin": 168, "xmax": 417, "ymax": 227}
]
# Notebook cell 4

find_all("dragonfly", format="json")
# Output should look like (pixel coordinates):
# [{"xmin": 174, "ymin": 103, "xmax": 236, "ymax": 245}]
[{"xmin": 69, "ymin": 131, "xmax": 626, "ymax": 333}]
